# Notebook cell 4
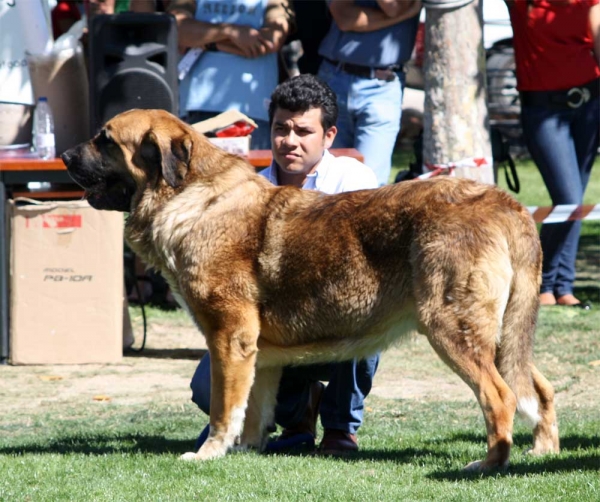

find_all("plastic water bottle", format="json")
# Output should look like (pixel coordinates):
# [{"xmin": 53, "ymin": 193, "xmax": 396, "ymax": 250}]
[{"xmin": 33, "ymin": 96, "xmax": 56, "ymax": 159}]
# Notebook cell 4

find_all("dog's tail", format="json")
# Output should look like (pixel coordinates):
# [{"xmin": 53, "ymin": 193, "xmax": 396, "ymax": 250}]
[{"xmin": 496, "ymin": 216, "xmax": 543, "ymax": 428}]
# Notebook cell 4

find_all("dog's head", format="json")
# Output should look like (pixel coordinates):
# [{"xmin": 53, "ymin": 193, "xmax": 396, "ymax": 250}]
[{"xmin": 62, "ymin": 109, "xmax": 194, "ymax": 212}]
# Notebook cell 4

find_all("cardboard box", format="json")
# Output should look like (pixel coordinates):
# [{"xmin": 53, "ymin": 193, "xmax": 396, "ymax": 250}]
[
  {"xmin": 192, "ymin": 110, "xmax": 256, "ymax": 155},
  {"xmin": 8, "ymin": 199, "xmax": 124, "ymax": 364},
  {"xmin": 191, "ymin": 109, "xmax": 257, "ymax": 135},
  {"xmin": 208, "ymin": 136, "xmax": 251, "ymax": 156}
]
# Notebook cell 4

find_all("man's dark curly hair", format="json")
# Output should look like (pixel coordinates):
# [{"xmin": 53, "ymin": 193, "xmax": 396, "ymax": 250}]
[{"xmin": 268, "ymin": 74, "xmax": 338, "ymax": 131}]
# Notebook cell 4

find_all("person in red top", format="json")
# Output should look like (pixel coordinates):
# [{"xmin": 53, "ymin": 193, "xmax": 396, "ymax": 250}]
[{"xmin": 507, "ymin": 0, "xmax": 600, "ymax": 309}]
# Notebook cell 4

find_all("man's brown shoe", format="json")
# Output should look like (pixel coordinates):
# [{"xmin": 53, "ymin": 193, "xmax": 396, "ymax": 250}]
[{"xmin": 318, "ymin": 429, "xmax": 358, "ymax": 456}]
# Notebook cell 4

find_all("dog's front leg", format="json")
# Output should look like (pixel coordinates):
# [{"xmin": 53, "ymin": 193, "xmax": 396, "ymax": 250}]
[
  {"xmin": 181, "ymin": 315, "xmax": 259, "ymax": 461},
  {"xmin": 240, "ymin": 365, "xmax": 282, "ymax": 451}
]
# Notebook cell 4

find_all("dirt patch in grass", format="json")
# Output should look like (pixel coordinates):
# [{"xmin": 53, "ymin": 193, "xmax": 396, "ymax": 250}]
[{"xmin": 1, "ymin": 305, "xmax": 599, "ymax": 424}]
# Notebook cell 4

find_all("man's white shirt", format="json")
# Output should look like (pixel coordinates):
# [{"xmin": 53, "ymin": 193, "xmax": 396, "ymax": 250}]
[{"xmin": 259, "ymin": 150, "xmax": 378, "ymax": 194}]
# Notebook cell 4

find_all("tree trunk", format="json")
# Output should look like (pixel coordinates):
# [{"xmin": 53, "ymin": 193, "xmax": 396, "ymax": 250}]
[{"xmin": 423, "ymin": 0, "xmax": 494, "ymax": 183}]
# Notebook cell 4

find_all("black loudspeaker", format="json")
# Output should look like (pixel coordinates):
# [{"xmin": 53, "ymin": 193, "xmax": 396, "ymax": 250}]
[{"xmin": 89, "ymin": 13, "xmax": 178, "ymax": 135}]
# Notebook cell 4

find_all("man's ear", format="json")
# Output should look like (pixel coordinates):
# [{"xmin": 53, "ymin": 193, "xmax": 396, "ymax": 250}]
[
  {"xmin": 324, "ymin": 125, "xmax": 337, "ymax": 150},
  {"xmin": 141, "ymin": 131, "xmax": 192, "ymax": 188}
]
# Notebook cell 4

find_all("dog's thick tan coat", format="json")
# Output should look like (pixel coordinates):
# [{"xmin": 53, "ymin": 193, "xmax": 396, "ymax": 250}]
[{"xmin": 62, "ymin": 110, "xmax": 559, "ymax": 470}]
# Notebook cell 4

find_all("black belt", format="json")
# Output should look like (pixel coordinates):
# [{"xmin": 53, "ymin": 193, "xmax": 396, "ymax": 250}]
[
  {"xmin": 323, "ymin": 57, "xmax": 403, "ymax": 81},
  {"xmin": 520, "ymin": 78, "xmax": 600, "ymax": 110}
]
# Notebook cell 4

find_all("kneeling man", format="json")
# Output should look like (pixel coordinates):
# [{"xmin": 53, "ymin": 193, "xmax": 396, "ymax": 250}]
[{"xmin": 190, "ymin": 74, "xmax": 380, "ymax": 455}]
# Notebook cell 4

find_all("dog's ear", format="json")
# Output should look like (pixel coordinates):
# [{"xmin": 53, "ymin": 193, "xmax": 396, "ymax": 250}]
[{"xmin": 141, "ymin": 131, "xmax": 192, "ymax": 188}]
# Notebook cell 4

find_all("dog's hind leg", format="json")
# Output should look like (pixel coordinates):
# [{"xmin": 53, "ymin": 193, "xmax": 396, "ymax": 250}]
[
  {"xmin": 464, "ymin": 365, "xmax": 517, "ymax": 471},
  {"xmin": 181, "ymin": 306, "xmax": 260, "ymax": 461},
  {"xmin": 427, "ymin": 327, "xmax": 517, "ymax": 471},
  {"xmin": 239, "ymin": 365, "xmax": 282, "ymax": 451},
  {"xmin": 496, "ymin": 256, "xmax": 559, "ymax": 457},
  {"xmin": 417, "ymin": 252, "xmax": 518, "ymax": 470},
  {"xmin": 528, "ymin": 364, "xmax": 559, "ymax": 455}
]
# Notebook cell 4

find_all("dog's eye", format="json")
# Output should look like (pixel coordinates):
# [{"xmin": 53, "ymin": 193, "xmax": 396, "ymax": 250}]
[{"xmin": 97, "ymin": 130, "xmax": 118, "ymax": 149}]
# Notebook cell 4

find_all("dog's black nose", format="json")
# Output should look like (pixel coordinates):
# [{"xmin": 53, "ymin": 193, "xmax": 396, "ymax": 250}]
[{"xmin": 61, "ymin": 149, "xmax": 74, "ymax": 166}]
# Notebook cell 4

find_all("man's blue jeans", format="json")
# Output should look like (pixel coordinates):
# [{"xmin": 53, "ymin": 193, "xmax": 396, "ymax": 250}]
[
  {"xmin": 318, "ymin": 59, "xmax": 405, "ymax": 186},
  {"xmin": 520, "ymin": 96, "xmax": 599, "ymax": 296},
  {"xmin": 190, "ymin": 353, "xmax": 380, "ymax": 435}
]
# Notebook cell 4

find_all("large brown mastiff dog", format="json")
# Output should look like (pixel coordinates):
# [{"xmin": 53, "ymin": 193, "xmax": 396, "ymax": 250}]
[{"xmin": 62, "ymin": 109, "xmax": 559, "ymax": 470}]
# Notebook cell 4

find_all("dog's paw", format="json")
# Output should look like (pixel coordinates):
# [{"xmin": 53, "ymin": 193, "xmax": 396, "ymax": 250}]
[
  {"xmin": 526, "ymin": 442, "xmax": 560, "ymax": 456},
  {"xmin": 180, "ymin": 451, "xmax": 200, "ymax": 461},
  {"xmin": 234, "ymin": 435, "xmax": 268, "ymax": 454},
  {"xmin": 180, "ymin": 440, "xmax": 228, "ymax": 461},
  {"xmin": 239, "ymin": 434, "xmax": 269, "ymax": 452},
  {"xmin": 463, "ymin": 460, "xmax": 484, "ymax": 472},
  {"xmin": 529, "ymin": 426, "xmax": 560, "ymax": 455},
  {"xmin": 197, "ymin": 440, "xmax": 228, "ymax": 460},
  {"xmin": 463, "ymin": 459, "xmax": 509, "ymax": 472},
  {"xmin": 232, "ymin": 443, "xmax": 259, "ymax": 454}
]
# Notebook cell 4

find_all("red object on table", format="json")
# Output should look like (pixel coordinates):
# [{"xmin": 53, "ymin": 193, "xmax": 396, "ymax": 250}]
[{"xmin": 215, "ymin": 121, "xmax": 256, "ymax": 138}]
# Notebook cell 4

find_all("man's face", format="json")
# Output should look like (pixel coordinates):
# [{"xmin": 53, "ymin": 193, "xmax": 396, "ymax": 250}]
[{"xmin": 271, "ymin": 107, "xmax": 337, "ymax": 176}]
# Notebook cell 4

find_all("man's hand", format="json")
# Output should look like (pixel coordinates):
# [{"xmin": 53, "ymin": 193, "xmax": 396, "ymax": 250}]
[
  {"xmin": 377, "ymin": 0, "xmax": 413, "ymax": 18},
  {"xmin": 330, "ymin": 0, "xmax": 421, "ymax": 33},
  {"xmin": 214, "ymin": 23, "xmax": 286, "ymax": 58},
  {"xmin": 169, "ymin": 0, "xmax": 289, "ymax": 58},
  {"xmin": 218, "ymin": 0, "xmax": 292, "ymax": 58},
  {"xmin": 225, "ymin": 25, "xmax": 275, "ymax": 58}
]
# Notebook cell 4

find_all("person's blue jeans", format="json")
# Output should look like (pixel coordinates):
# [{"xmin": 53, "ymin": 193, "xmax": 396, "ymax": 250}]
[
  {"xmin": 182, "ymin": 110, "xmax": 271, "ymax": 150},
  {"xmin": 317, "ymin": 59, "xmax": 404, "ymax": 186},
  {"xmin": 520, "ymin": 96, "xmax": 599, "ymax": 297},
  {"xmin": 190, "ymin": 352, "xmax": 380, "ymax": 435}
]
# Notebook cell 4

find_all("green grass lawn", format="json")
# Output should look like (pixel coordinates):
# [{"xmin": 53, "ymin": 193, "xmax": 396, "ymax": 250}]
[
  {"xmin": 1, "ymin": 378, "xmax": 599, "ymax": 501},
  {"xmin": 1, "ymin": 405, "xmax": 599, "ymax": 501},
  {"xmin": 0, "ymin": 155, "xmax": 599, "ymax": 501}
]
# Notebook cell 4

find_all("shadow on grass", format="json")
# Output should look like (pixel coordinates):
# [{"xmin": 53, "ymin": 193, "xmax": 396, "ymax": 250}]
[
  {"xmin": 262, "ymin": 430, "xmax": 600, "ymax": 477},
  {"xmin": 427, "ymin": 452, "xmax": 600, "ymax": 480},
  {"xmin": 573, "ymin": 285, "xmax": 600, "ymax": 305},
  {"xmin": 1, "ymin": 434, "xmax": 448, "ymax": 466},
  {"xmin": 2, "ymin": 431, "xmax": 597, "ymax": 477},
  {"xmin": 575, "ymin": 231, "xmax": 600, "ymax": 304},
  {"xmin": 124, "ymin": 348, "xmax": 207, "ymax": 360},
  {"xmin": 422, "ymin": 431, "xmax": 600, "ymax": 479},
  {"xmin": 424, "ymin": 431, "xmax": 600, "ymax": 451},
  {"xmin": 0, "ymin": 433, "xmax": 193, "ymax": 456},
  {"xmin": 579, "ymin": 232, "xmax": 600, "ymax": 250},
  {"xmin": 264, "ymin": 446, "xmax": 452, "ymax": 464},
  {"xmin": 271, "ymin": 441, "xmax": 600, "ymax": 477}
]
